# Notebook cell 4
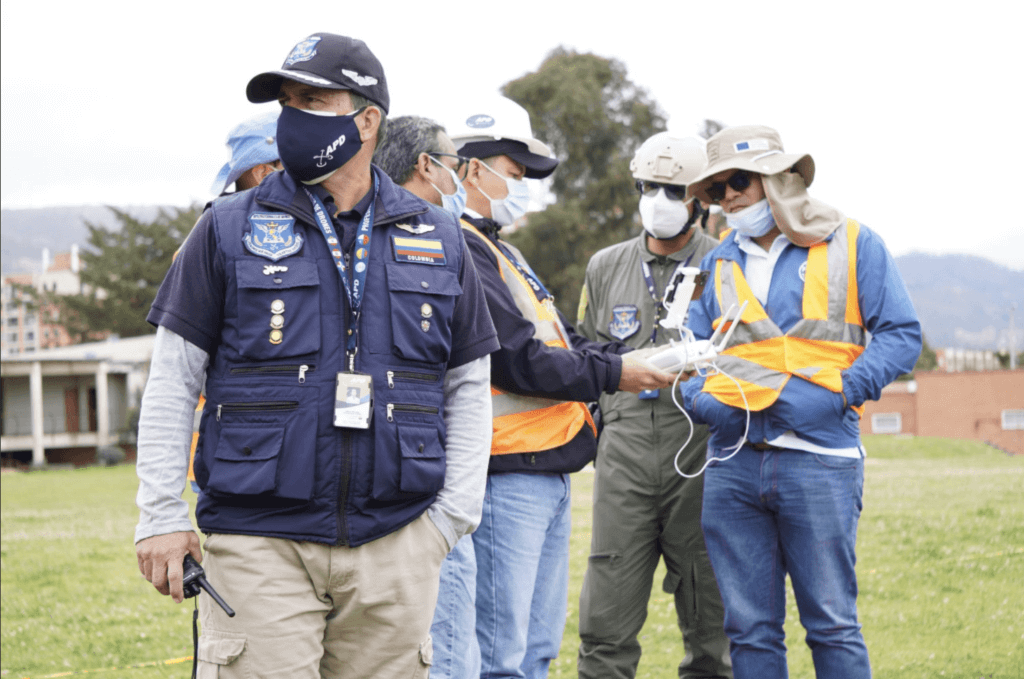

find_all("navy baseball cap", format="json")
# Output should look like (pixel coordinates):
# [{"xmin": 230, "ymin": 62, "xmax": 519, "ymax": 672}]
[
  {"xmin": 246, "ymin": 33, "xmax": 390, "ymax": 114},
  {"xmin": 211, "ymin": 110, "xmax": 280, "ymax": 194}
]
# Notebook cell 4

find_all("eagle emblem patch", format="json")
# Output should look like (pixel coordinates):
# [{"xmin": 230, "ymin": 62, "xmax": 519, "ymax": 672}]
[
  {"xmin": 609, "ymin": 304, "xmax": 641, "ymax": 340},
  {"xmin": 244, "ymin": 213, "xmax": 303, "ymax": 261}
]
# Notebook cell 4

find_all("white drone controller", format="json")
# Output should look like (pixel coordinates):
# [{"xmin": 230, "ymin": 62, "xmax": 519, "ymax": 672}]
[{"xmin": 645, "ymin": 267, "xmax": 748, "ymax": 373}]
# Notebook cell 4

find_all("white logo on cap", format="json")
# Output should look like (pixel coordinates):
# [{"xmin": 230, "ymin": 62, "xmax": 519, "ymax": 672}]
[
  {"xmin": 342, "ymin": 69, "xmax": 378, "ymax": 86},
  {"xmin": 466, "ymin": 114, "xmax": 494, "ymax": 128}
]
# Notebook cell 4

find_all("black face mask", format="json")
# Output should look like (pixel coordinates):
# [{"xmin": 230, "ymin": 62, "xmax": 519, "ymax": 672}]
[{"xmin": 276, "ymin": 105, "xmax": 365, "ymax": 184}]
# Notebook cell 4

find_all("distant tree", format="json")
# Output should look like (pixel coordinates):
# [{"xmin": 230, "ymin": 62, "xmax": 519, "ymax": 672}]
[
  {"xmin": 915, "ymin": 334, "xmax": 938, "ymax": 372},
  {"xmin": 501, "ymin": 47, "xmax": 667, "ymax": 318},
  {"xmin": 698, "ymin": 118, "xmax": 727, "ymax": 140},
  {"xmin": 55, "ymin": 206, "xmax": 199, "ymax": 341}
]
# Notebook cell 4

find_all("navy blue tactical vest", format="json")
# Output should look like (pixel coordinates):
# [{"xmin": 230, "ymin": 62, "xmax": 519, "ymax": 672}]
[{"xmin": 191, "ymin": 169, "xmax": 464, "ymax": 547}]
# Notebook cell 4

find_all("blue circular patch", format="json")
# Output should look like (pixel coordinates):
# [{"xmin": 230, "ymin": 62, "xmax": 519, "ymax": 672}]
[{"xmin": 466, "ymin": 114, "xmax": 495, "ymax": 129}]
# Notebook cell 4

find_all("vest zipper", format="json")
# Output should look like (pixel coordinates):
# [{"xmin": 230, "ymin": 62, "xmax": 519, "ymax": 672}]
[
  {"xmin": 229, "ymin": 364, "xmax": 316, "ymax": 383},
  {"xmin": 385, "ymin": 370, "xmax": 440, "ymax": 388},
  {"xmin": 216, "ymin": 401, "xmax": 299, "ymax": 421},
  {"xmin": 386, "ymin": 403, "xmax": 440, "ymax": 422}
]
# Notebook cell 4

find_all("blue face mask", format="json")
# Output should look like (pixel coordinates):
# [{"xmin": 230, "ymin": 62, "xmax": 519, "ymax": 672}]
[
  {"xmin": 479, "ymin": 161, "xmax": 530, "ymax": 226},
  {"xmin": 725, "ymin": 198, "xmax": 776, "ymax": 238},
  {"xmin": 276, "ymin": 106, "xmax": 365, "ymax": 185},
  {"xmin": 427, "ymin": 155, "xmax": 467, "ymax": 221}
]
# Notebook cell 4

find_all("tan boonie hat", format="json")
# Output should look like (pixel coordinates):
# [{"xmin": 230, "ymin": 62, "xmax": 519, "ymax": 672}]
[{"xmin": 687, "ymin": 125, "xmax": 815, "ymax": 205}]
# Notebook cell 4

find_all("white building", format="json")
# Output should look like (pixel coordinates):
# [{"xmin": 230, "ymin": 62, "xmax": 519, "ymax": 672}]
[
  {"xmin": 1, "ymin": 334, "xmax": 153, "ymax": 467},
  {"xmin": 1, "ymin": 246, "xmax": 83, "ymax": 357}
]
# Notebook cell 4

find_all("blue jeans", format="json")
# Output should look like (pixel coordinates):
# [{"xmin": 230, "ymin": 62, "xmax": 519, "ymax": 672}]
[
  {"xmin": 475, "ymin": 472, "xmax": 572, "ymax": 679},
  {"xmin": 430, "ymin": 536, "xmax": 480, "ymax": 679},
  {"xmin": 700, "ymin": 446, "xmax": 870, "ymax": 679}
]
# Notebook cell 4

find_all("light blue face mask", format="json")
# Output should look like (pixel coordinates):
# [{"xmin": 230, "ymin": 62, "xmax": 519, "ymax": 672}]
[
  {"xmin": 479, "ymin": 161, "xmax": 531, "ymax": 226},
  {"xmin": 725, "ymin": 198, "xmax": 776, "ymax": 238},
  {"xmin": 427, "ymin": 155, "xmax": 467, "ymax": 221}
]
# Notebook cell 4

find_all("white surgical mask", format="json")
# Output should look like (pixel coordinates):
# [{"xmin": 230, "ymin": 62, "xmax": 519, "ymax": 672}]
[
  {"xmin": 726, "ymin": 198, "xmax": 776, "ymax": 238},
  {"xmin": 479, "ymin": 161, "xmax": 530, "ymax": 226},
  {"xmin": 639, "ymin": 189, "xmax": 694, "ymax": 239},
  {"xmin": 427, "ymin": 155, "xmax": 467, "ymax": 221}
]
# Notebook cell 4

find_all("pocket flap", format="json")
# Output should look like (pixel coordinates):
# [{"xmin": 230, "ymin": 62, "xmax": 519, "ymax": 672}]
[
  {"xmin": 387, "ymin": 263, "xmax": 462, "ymax": 296},
  {"xmin": 198, "ymin": 633, "xmax": 246, "ymax": 664},
  {"xmin": 398, "ymin": 422, "xmax": 444, "ymax": 459},
  {"xmin": 214, "ymin": 425, "xmax": 284, "ymax": 462},
  {"xmin": 236, "ymin": 258, "xmax": 319, "ymax": 289}
]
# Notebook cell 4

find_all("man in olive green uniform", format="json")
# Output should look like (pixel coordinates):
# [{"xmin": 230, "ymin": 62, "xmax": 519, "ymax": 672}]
[{"xmin": 576, "ymin": 133, "xmax": 732, "ymax": 679}]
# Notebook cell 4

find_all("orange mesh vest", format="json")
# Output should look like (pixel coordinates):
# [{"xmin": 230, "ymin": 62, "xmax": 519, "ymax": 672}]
[
  {"xmin": 462, "ymin": 222, "xmax": 596, "ymax": 455},
  {"xmin": 702, "ymin": 219, "xmax": 866, "ymax": 414}
]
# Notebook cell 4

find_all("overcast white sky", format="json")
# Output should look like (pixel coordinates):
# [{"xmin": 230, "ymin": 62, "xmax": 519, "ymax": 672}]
[{"xmin": 2, "ymin": 0, "xmax": 1022, "ymax": 269}]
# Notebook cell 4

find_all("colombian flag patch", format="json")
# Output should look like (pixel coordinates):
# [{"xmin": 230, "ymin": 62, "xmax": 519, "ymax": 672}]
[{"xmin": 392, "ymin": 236, "xmax": 446, "ymax": 266}]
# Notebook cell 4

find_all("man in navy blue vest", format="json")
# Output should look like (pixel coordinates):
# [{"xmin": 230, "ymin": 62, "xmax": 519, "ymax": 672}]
[{"xmin": 134, "ymin": 33, "xmax": 498, "ymax": 678}]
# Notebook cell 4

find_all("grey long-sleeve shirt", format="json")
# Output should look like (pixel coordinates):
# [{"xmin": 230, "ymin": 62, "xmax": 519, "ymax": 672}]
[{"xmin": 134, "ymin": 325, "xmax": 492, "ymax": 550}]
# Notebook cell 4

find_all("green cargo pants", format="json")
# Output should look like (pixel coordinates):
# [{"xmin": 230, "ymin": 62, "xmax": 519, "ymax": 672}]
[{"xmin": 577, "ymin": 406, "xmax": 731, "ymax": 679}]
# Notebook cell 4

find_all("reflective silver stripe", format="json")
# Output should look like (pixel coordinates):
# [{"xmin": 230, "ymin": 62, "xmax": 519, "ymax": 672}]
[
  {"xmin": 714, "ymin": 354, "xmax": 790, "ymax": 390},
  {"xmin": 193, "ymin": 408, "xmax": 203, "ymax": 432},
  {"xmin": 787, "ymin": 318, "xmax": 866, "ymax": 346},
  {"xmin": 827, "ymin": 222, "xmax": 850, "ymax": 325},
  {"xmin": 717, "ymin": 263, "xmax": 781, "ymax": 346},
  {"xmin": 466, "ymin": 225, "xmax": 568, "ymax": 345},
  {"xmin": 492, "ymin": 391, "xmax": 567, "ymax": 418}
]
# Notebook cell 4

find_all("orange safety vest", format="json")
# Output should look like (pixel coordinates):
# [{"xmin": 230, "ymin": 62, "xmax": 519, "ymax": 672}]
[
  {"xmin": 703, "ymin": 219, "xmax": 866, "ymax": 414},
  {"xmin": 462, "ymin": 222, "xmax": 596, "ymax": 455},
  {"xmin": 187, "ymin": 394, "xmax": 204, "ymax": 483}
]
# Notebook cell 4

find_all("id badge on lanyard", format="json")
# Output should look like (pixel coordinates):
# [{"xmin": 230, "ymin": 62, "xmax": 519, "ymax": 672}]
[{"xmin": 305, "ymin": 181, "xmax": 378, "ymax": 430}]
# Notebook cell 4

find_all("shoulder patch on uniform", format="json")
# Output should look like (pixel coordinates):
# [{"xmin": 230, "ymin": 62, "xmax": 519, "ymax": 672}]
[
  {"xmin": 392, "ymin": 236, "xmax": 446, "ymax": 265},
  {"xmin": 609, "ymin": 304, "xmax": 641, "ymax": 340},
  {"xmin": 395, "ymin": 223, "xmax": 436, "ymax": 235},
  {"xmin": 244, "ymin": 213, "xmax": 303, "ymax": 261}
]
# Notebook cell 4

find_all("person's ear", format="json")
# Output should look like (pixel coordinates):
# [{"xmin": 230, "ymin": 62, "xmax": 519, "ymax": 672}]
[
  {"xmin": 251, "ymin": 162, "xmax": 279, "ymax": 185},
  {"xmin": 357, "ymin": 106, "xmax": 381, "ymax": 144},
  {"xmin": 463, "ymin": 158, "xmax": 483, "ymax": 188},
  {"xmin": 415, "ymin": 152, "xmax": 434, "ymax": 180}
]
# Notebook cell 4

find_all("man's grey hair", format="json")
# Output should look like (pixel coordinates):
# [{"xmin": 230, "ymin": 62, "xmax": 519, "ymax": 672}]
[
  {"xmin": 349, "ymin": 93, "xmax": 389, "ymax": 149},
  {"xmin": 373, "ymin": 115, "xmax": 447, "ymax": 185}
]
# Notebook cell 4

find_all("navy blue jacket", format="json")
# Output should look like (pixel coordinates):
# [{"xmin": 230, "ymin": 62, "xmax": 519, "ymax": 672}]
[
  {"xmin": 149, "ymin": 169, "xmax": 497, "ymax": 546},
  {"xmin": 461, "ymin": 216, "xmax": 628, "ymax": 474}
]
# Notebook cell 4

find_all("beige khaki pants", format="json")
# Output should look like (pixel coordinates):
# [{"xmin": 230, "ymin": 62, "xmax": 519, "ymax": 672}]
[{"xmin": 196, "ymin": 513, "xmax": 449, "ymax": 678}]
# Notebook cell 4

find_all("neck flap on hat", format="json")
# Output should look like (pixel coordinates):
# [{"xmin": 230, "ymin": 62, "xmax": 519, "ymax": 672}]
[{"xmin": 762, "ymin": 171, "xmax": 844, "ymax": 247}]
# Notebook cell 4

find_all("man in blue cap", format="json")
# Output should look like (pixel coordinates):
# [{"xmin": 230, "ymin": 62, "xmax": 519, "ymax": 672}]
[
  {"xmin": 134, "ymin": 33, "xmax": 498, "ymax": 678},
  {"xmin": 211, "ymin": 110, "xmax": 282, "ymax": 195}
]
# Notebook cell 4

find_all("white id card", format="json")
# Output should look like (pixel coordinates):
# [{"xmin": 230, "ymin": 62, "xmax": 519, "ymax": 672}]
[{"xmin": 334, "ymin": 373, "xmax": 373, "ymax": 429}]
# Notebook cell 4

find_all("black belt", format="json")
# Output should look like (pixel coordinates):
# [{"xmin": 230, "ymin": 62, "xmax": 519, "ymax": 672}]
[{"xmin": 749, "ymin": 442, "xmax": 786, "ymax": 452}]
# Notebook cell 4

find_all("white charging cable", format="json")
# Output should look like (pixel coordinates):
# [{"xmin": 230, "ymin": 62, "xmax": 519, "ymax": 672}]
[{"xmin": 671, "ymin": 350, "xmax": 751, "ymax": 478}]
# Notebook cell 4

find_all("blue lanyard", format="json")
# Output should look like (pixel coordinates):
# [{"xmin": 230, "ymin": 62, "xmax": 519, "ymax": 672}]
[
  {"xmin": 495, "ymin": 239, "xmax": 552, "ymax": 302},
  {"xmin": 640, "ymin": 253, "xmax": 694, "ymax": 344},
  {"xmin": 304, "ymin": 177, "xmax": 378, "ymax": 369}
]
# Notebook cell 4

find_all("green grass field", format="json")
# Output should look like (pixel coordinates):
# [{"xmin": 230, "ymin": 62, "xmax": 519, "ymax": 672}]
[{"xmin": 2, "ymin": 436, "xmax": 1022, "ymax": 678}]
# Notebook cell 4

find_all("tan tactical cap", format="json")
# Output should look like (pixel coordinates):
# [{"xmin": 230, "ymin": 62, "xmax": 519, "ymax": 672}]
[{"xmin": 687, "ymin": 125, "xmax": 815, "ymax": 205}]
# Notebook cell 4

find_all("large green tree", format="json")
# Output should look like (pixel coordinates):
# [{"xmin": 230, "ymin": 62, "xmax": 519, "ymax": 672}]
[
  {"xmin": 56, "ymin": 206, "xmax": 199, "ymax": 341},
  {"xmin": 502, "ymin": 48, "xmax": 667, "ymax": 319}
]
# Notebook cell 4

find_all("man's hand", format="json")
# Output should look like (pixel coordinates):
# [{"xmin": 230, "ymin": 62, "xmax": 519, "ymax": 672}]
[
  {"xmin": 617, "ymin": 350, "xmax": 688, "ymax": 393},
  {"xmin": 136, "ymin": 531, "xmax": 202, "ymax": 603}
]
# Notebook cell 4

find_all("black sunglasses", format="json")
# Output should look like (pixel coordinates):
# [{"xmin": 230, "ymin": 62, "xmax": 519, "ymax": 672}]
[
  {"xmin": 428, "ymin": 152, "xmax": 470, "ymax": 181},
  {"xmin": 705, "ymin": 170, "xmax": 753, "ymax": 202},
  {"xmin": 634, "ymin": 179, "xmax": 688, "ymax": 201}
]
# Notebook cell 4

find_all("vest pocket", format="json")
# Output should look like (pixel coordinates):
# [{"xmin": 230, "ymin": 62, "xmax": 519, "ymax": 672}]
[
  {"xmin": 372, "ymin": 410, "xmax": 445, "ymax": 500},
  {"xmin": 384, "ymin": 264, "xmax": 462, "ymax": 364},
  {"xmin": 198, "ymin": 390, "xmax": 318, "ymax": 502},
  {"xmin": 208, "ymin": 424, "xmax": 283, "ymax": 496},
  {"xmin": 234, "ymin": 259, "xmax": 321, "ymax": 360}
]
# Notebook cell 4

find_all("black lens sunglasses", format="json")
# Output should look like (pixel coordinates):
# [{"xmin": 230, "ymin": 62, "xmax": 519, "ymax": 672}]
[
  {"xmin": 705, "ymin": 170, "xmax": 753, "ymax": 202},
  {"xmin": 428, "ymin": 152, "xmax": 471, "ymax": 181},
  {"xmin": 634, "ymin": 179, "xmax": 689, "ymax": 201}
]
